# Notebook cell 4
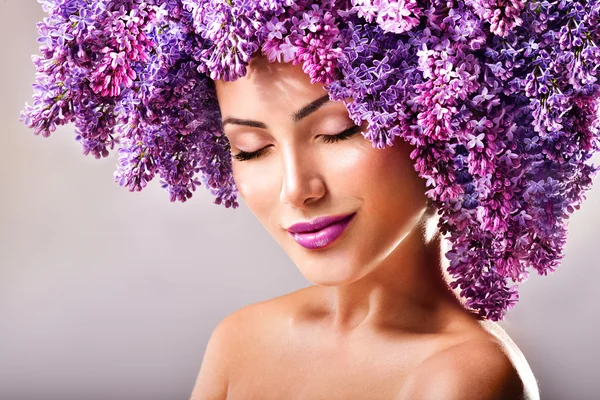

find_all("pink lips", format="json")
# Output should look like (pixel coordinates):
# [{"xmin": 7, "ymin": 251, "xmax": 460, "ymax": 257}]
[{"xmin": 287, "ymin": 213, "xmax": 356, "ymax": 250}]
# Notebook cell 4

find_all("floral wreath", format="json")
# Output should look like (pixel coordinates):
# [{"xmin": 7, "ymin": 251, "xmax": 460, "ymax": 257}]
[{"xmin": 21, "ymin": 0, "xmax": 600, "ymax": 321}]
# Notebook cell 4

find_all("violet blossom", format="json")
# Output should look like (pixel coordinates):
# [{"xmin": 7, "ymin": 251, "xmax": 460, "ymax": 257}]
[{"xmin": 20, "ymin": 0, "xmax": 600, "ymax": 321}]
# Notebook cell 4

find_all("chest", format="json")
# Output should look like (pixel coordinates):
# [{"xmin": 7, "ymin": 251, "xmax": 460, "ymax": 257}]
[
  {"xmin": 227, "ymin": 365, "xmax": 408, "ymax": 399},
  {"xmin": 225, "ymin": 334, "xmax": 446, "ymax": 399}
]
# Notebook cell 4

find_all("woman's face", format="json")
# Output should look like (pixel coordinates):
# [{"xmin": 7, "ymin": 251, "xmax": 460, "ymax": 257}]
[{"xmin": 214, "ymin": 55, "xmax": 430, "ymax": 286}]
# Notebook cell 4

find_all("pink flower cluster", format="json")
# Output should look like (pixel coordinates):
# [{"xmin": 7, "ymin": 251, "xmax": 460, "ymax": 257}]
[{"xmin": 20, "ymin": 0, "xmax": 600, "ymax": 321}]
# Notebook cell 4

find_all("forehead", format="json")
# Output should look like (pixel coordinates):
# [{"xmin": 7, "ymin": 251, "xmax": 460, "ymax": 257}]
[{"xmin": 213, "ymin": 57, "xmax": 330, "ymax": 120}]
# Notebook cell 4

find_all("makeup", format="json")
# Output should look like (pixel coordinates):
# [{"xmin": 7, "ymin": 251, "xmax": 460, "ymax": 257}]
[{"xmin": 287, "ymin": 213, "xmax": 356, "ymax": 250}]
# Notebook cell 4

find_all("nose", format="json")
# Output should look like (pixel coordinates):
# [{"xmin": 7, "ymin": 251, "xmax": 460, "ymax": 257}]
[{"xmin": 279, "ymin": 146, "xmax": 326, "ymax": 208}]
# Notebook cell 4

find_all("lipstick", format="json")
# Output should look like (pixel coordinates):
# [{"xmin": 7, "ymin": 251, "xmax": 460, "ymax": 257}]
[{"xmin": 287, "ymin": 213, "xmax": 356, "ymax": 250}]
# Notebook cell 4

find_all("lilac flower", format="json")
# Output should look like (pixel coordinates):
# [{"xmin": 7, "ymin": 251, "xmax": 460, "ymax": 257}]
[
  {"xmin": 20, "ymin": 0, "xmax": 600, "ymax": 322},
  {"xmin": 298, "ymin": 5, "xmax": 321, "ymax": 32},
  {"xmin": 265, "ymin": 17, "xmax": 287, "ymax": 40},
  {"xmin": 375, "ymin": 0, "xmax": 423, "ymax": 34}
]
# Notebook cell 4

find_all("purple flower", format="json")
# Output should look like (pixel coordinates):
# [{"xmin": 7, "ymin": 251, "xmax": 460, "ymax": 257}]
[
  {"xmin": 265, "ymin": 16, "xmax": 287, "ymax": 40},
  {"xmin": 20, "ymin": 0, "xmax": 600, "ymax": 322}
]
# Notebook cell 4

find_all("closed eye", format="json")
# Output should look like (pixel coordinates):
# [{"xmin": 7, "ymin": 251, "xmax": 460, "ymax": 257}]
[{"xmin": 231, "ymin": 124, "xmax": 363, "ymax": 162}]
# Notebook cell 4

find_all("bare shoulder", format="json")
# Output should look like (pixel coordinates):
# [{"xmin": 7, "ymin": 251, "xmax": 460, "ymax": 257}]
[
  {"xmin": 187, "ymin": 288, "xmax": 321, "ymax": 399},
  {"xmin": 188, "ymin": 311, "xmax": 234, "ymax": 399},
  {"xmin": 396, "ymin": 335, "xmax": 540, "ymax": 400},
  {"xmin": 188, "ymin": 303, "xmax": 260, "ymax": 400}
]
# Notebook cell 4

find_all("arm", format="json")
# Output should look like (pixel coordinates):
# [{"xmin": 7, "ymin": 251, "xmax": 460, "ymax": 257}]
[
  {"xmin": 188, "ymin": 312, "xmax": 239, "ymax": 400},
  {"xmin": 396, "ymin": 339, "xmax": 529, "ymax": 400}
]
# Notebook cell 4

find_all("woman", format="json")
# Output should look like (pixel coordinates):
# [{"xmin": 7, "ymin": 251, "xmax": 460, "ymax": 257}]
[
  {"xmin": 189, "ymin": 53, "xmax": 539, "ymax": 399},
  {"xmin": 21, "ymin": 1, "xmax": 599, "ymax": 399}
]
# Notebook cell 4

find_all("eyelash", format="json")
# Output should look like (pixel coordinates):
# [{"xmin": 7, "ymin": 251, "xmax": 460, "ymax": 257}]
[{"xmin": 232, "ymin": 125, "xmax": 362, "ymax": 162}]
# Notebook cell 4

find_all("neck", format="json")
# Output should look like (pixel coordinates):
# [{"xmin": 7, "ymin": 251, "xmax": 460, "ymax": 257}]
[{"xmin": 321, "ymin": 209, "xmax": 481, "ymax": 337}]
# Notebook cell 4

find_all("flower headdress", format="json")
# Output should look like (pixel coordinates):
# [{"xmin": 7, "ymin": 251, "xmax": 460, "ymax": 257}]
[{"xmin": 21, "ymin": 0, "xmax": 600, "ymax": 321}]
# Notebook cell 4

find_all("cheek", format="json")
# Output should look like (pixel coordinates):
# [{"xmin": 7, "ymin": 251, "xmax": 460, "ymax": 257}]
[
  {"xmin": 231, "ymin": 161, "xmax": 279, "ymax": 224},
  {"xmin": 351, "ymin": 141, "xmax": 428, "ymax": 239},
  {"xmin": 340, "ymin": 139, "xmax": 426, "ymax": 207},
  {"xmin": 313, "ymin": 142, "xmax": 374, "ymax": 194}
]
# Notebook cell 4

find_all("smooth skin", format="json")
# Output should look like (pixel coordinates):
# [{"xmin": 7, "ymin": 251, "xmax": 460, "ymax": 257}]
[{"xmin": 189, "ymin": 53, "xmax": 540, "ymax": 399}]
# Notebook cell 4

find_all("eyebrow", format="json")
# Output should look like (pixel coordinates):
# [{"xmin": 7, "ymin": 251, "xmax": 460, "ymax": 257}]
[{"xmin": 222, "ymin": 94, "xmax": 331, "ymax": 129}]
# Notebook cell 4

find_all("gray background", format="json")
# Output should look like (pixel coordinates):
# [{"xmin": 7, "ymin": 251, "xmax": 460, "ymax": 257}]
[{"xmin": 1, "ymin": 2, "xmax": 599, "ymax": 399}]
